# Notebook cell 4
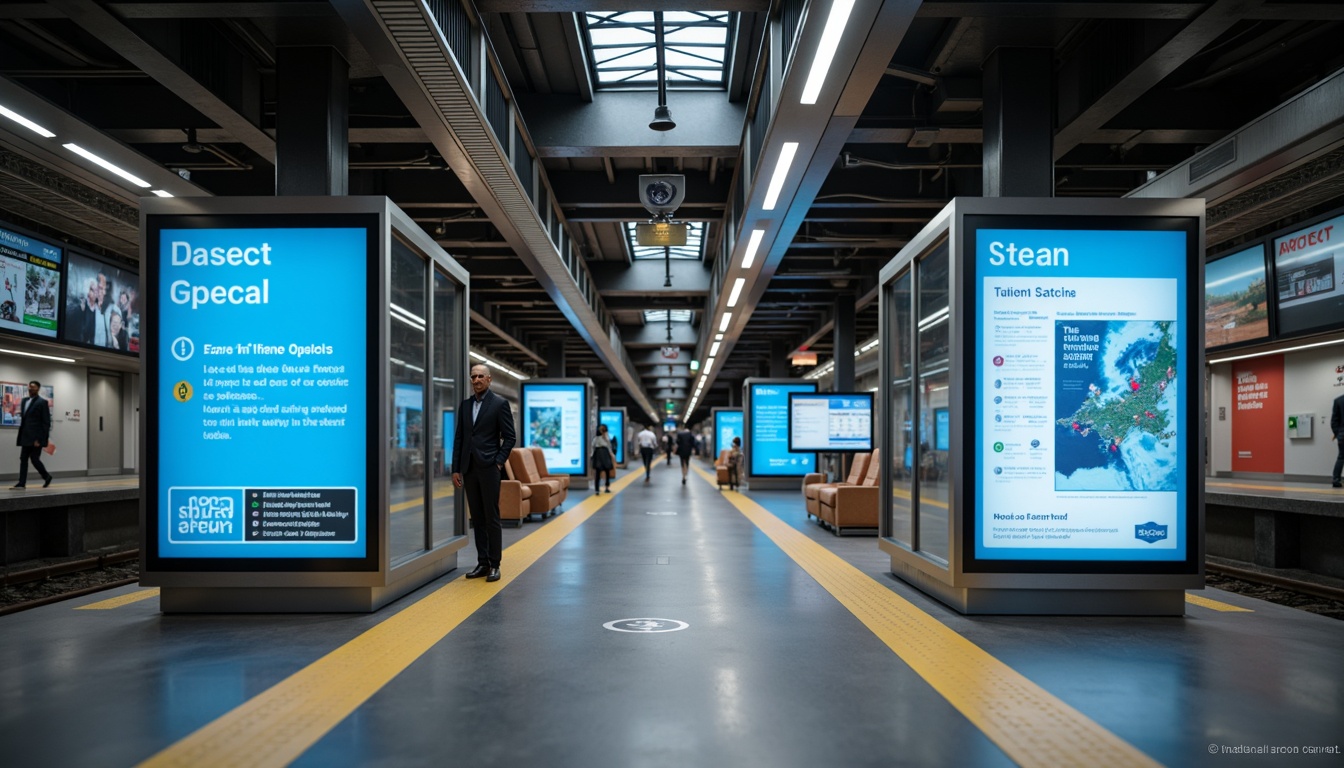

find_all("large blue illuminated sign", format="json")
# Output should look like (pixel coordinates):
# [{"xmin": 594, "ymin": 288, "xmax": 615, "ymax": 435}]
[
  {"xmin": 749, "ymin": 383, "xmax": 817, "ymax": 476},
  {"xmin": 973, "ymin": 226, "xmax": 1189, "ymax": 563},
  {"xmin": 714, "ymin": 409, "xmax": 742, "ymax": 458},
  {"xmin": 442, "ymin": 409, "xmax": 456, "ymax": 473},
  {"xmin": 599, "ymin": 409, "xmax": 625, "ymax": 463},
  {"xmin": 522, "ymin": 383, "xmax": 587, "ymax": 475},
  {"xmin": 157, "ymin": 226, "xmax": 369, "ymax": 559}
]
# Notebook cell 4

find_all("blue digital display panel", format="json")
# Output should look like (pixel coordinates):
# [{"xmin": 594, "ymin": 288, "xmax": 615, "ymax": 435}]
[
  {"xmin": 442, "ymin": 409, "xmax": 455, "ymax": 473},
  {"xmin": 787, "ymin": 392, "xmax": 873, "ymax": 452},
  {"xmin": 599, "ymin": 409, "xmax": 624, "ymax": 463},
  {"xmin": 522, "ymin": 383, "xmax": 587, "ymax": 475},
  {"xmin": 749, "ymin": 383, "xmax": 817, "ymax": 476},
  {"xmin": 714, "ymin": 409, "xmax": 743, "ymax": 458},
  {"xmin": 973, "ymin": 226, "xmax": 1189, "ymax": 563},
  {"xmin": 934, "ymin": 408, "xmax": 949, "ymax": 451},
  {"xmin": 157, "ymin": 226, "xmax": 369, "ymax": 559},
  {"xmin": 395, "ymin": 383, "xmax": 422, "ymax": 449}
]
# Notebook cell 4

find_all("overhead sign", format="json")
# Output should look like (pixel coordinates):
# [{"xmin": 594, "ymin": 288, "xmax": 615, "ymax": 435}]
[
  {"xmin": 0, "ymin": 221, "xmax": 61, "ymax": 338},
  {"xmin": 1273, "ymin": 212, "xmax": 1344, "ymax": 337},
  {"xmin": 635, "ymin": 222, "xmax": 688, "ymax": 247}
]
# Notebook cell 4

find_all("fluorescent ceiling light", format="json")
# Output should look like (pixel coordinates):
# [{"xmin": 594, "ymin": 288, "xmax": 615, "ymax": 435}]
[
  {"xmin": 62, "ymin": 143, "xmax": 151, "ymax": 188},
  {"xmin": 152, "ymin": 190, "xmax": 173, "ymax": 198},
  {"xmin": 715, "ymin": 333, "xmax": 723, "ymax": 341},
  {"xmin": 1207, "ymin": 337, "xmax": 1344, "ymax": 365},
  {"xmin": 741, "ymin": 229, "xmax": 765, "ymax": 269},
  {"xmin": 709, "ymin": 341, "xmax": 721, "ymax": 357},
  {"xmin": 0, "ymin": 104, "xmax": 56, "ymax": 138},
  {"xmin": 0, "ymin": 348, "xmax": 76, "ymax": 363},
  {"xmin": 468, "ymin": 349, "xmax": 528, "ymax": 380},
  {"xmin": 918, "ymin": 306, "xmax": 950, "ymax": 329},
  {"xmin": 719, "ymin": 312, "xmax": 732, "ymax": 332},
  {"xmin": 859, "ymin": 338, "xmax": 880, "ymax": 352},
  {"xmin": 726, "ymin": 277, "xmax": 746, "ymax": 308},
  {"xmin": 762, "ymin": 142, "xmax": 799, "ymax": 211},
  {"xmin": 703, "ymin": 358, "xmax": 715, "ymax": 375},
  {"xmin": 800, "ymin": 0, "xmax": 857, "ymax": 105}
]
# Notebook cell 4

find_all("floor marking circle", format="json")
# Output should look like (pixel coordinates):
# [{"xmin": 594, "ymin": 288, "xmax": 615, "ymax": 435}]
[{"xmin": 603, "ymin": 618, "xmax": 689, "ymax": 633}]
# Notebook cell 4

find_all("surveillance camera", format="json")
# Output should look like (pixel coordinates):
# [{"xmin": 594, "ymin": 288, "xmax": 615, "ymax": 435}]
[{"xmin": 639, "ymin": 174, "xmax": 686, "ymax": 217}]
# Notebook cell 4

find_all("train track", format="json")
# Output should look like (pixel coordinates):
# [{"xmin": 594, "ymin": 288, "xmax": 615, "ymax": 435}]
[{"xmin": 0, "ymin": 549, "xmax": 140, "ymax": 616}]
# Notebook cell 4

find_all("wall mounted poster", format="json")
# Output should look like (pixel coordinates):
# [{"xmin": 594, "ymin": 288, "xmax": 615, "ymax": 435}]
[
  {"xmin": 1204, "ymin": 244, "xmax": 1267, "ymax": 349},
  {"xmin": 522, "ymin": 383, "xmax": 587, "ymax": 475},
  {"xmin": 0, "ymin": 223, "xmax": 61, "ymax": 338},
  {"xmin": 62, "ymin": 250, "xmax": 140, "ymax": 354},
  {"xmin": 1, "ymin": 382, "xmax": 53, "ymax": 427},
  {"xmin": 1274, "ymin": 213, "xmax": 1344, "ymax": 337},
  {"xmin": 1230, "ymin": 355, "xmax": 1284, "ymax": 473},
  {"xmin": 973, "ymin": 225, "xmax": 1189, "ymax": 563}
]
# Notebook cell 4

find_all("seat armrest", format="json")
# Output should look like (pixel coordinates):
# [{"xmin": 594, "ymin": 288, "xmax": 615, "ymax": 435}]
[{"xmin": 803, "ymin": 472, "xmax": 827, "ymax": 487}]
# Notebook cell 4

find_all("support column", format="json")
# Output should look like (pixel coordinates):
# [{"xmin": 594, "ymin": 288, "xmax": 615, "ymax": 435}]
[
  {"xmin": 276, "ymin": 47, "xmax": 349, "ymax": 196},
  {"xmin": 598, "ymin": 380, "xmax": 611, "ymax": 407},
  {"xmin": 547, "ymin": 337, "xmax": 566, "ymax": 377},
  {"xmin": 833, "ymin": 294, "xmax": 856, "ymax": 391},
  {"xmin": 982, "ymin": 48, "xmax": 1053, "ymax": 198},
  {"xmin": 770, "ymin": 339, "xmax": 789, "ymax": 378}
]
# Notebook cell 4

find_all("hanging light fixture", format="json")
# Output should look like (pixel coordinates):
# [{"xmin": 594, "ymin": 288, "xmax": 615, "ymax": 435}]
[{"xmin": 649, "ymin": 12, "xmax": 676, "ymax": 131}]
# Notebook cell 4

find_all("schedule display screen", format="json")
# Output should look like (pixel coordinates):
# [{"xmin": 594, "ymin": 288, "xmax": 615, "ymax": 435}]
[
  {"xmin": 787, "ymin": 393, "xmax": 873, "ymax": 452},
  {"xmin": 599, "ymin": 408, "xmax": 625, "ymax": 463},
  {"xmin": 748, "ymin": 383, "xmax": 817, "ymax": 476},
  {"xmin": 970, "ymin": 220, "xmax": 1194, "ymax": 565},
  {"xmin": 151, "ymin": 221, "xmax": 375, "ymax": 564},
  {"xmin": 522, "ymin": 383, "xmax": 587, "ymax": 475},
  {"xmin": 0, "ymin": 222, "xmax": 61, "ymax": 339},
  {"xmin": 714, "ymin": 409, "xmax": 743, "ymax": 458}
]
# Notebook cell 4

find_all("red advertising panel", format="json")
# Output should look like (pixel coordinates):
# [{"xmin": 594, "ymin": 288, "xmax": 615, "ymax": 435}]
[{"xmin": 1231, "ymin": 356, "xmax": 1283, "ymax": 473}]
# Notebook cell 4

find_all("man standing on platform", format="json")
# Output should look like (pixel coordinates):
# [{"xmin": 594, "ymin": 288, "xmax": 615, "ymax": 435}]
[
  {"xmin": 1331, "ymin": 391, "xmax": 1344, "ymax": 488},
  {"xmin": 452, "ymin": 364, "xmax": 515, "ymax": 582},
  {"xmin": 636, "ymin": 424, "xmax": 658, "ymax": 483},
  {"xmin": 12, "ymin": 380, "xmax": 52, "ymax": 489}
]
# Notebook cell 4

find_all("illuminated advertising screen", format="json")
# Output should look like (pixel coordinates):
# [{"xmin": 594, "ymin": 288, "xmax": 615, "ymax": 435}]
[
  {"xmin": 522, "ymin": 383, "xmax": 587, "ymax": 475},
  {"xmin": 969, "ymin": 219, "xmax": 1195, "ymax": 566},
  {"xmin": 62, "ymin": 250, "xmax": 139, "ymax": 354},
  {"xmin": 148, "ymin": 218, "xmax": 376, "ymax": 567},
  {"xmin": 1204, "ymin": 244, "xmax": 1267, "ymax": 349},
  {"xmin": 0, "ymin": 222, "xmax": 61, "ymax": 338},
  {"xmin": 599, "ymin": 408, "xmax": 625, "ymax": 463},
  {"xmin": 395, "ymin": 382, "xmax": 423, "ymax": 449},
  {"xmin": 442, "ymin": 409, "xmax": 455, "ymax": 473},
  {"xmin": 787, "ymin": 392, "xmax": 874, "ymax": 452},
  {"xmin": 749, "ymin": 382, "xmax": 817, "ymax": 476},
  {"xmin": 714, "ymin": 409, "xmax": 743, "ymax": 457},
  {"xmin": 934, "ymin": 407, "xmax": 950, "ymax": 452},
  {"xmin": 1273, "ymin": 212, "xmax": 1344, "ymax": 337}
]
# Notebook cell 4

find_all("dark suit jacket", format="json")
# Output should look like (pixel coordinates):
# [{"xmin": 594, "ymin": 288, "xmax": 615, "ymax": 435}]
[
  {"xmin": 1332, "ymin": 393, "xmax": 1344, "ymax": 439},
  {"xmin": 675, "ymin": 429, "xmax": 695, "ymax": 458},
  {"xmin": 16, "ymin": 396, "xmax": 51, "ymax": 447},
  {"xmin": 451, "ymin": 389, "xmax": 516, "ymax": 474}
]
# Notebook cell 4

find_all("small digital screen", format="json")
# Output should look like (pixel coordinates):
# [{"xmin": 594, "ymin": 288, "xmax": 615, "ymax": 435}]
[
  {"xmin": 749, "ymin": 383, "xmax": 817, "ymax": 476},
  {"xmin": 0, "ymin": 222, "xmax": 61, "ymax": 339},
  {"xmin": 787, "ymin": 393, "xmax": 874, "ymax": 452},
  {"xmin": 934, "ymin": 407, "xmax": 950, "ymax": 451},
  {"xmin": 522, "ymin": 383, "xmax": 588, "ymax": 475},
  {"xmin": 1273, "ymin": 213, "xmax": 1344, "ymax": 337},
  {"xmin": 62, "ymin": 250, "xmax": 139, "ymax": 354},
  {"xmin": 395, "ymin": 383, "xmax": 423, "ymax": 449},
  {"xmin": 714, "ymin": 409, "xmax": 743, "ymax": 457},
  {"xmin": 599, "ymin": 409, "xmax": 625, "ymax": 463},
  {"xmin": 1204, "ymin": 244, "xmax": 1267, "ymax": 349},
  {"xmin": 442, "ymin": 409, "xmax": 455, "ymax": 473}
]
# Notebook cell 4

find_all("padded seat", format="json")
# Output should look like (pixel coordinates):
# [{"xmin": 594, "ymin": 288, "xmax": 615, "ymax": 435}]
[
  {"xmin": 499, "ymin": 475, "xmax": 532, "ymax": 527},
  {"xmin": 527, "ymin": 446, "xmax": 570, "ymax": 500},
  {"xmin": 714, "ymin": 450, "xmax": 732, "ymax": 488},
  {"xmin": 506, "ymin": 449, "xmax": 563, "ymax": 518},
  {"xmin": 816, "ymin": 448, "xmax": 880, "ymax": 534},
  {"xmin": 802, "ymin": 452, "xmax": 871, "ymax": 519}
]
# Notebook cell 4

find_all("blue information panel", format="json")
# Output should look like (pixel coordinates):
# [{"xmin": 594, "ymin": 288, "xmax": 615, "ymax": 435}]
[
  {"xmin": 934, "ymin": 408, "xmax": 950, "ymax": 451},
  {"xmin": 714, "ymin": 409, "xmax": 743, "ymax": 458},
  {"xmin": 787, "ymin": 392, "xmax": 873, "ymax": 452},
  {"xmin": 522, "ymin": 383, "xmax": 587, "ymax": 475},
  {"xmin": 442, "ymin": 409, "xmax": 456, "ymax": 473},
  {"xmin": 155, "ymin": 225, "xmax": 370, "ymax": 561},
  {"xmin": 749, "ymin": 383, "xmax": 817, "ymax": 476},
  {"xmin": 972, "ymin": 225, "xmax": 1190, "ymax": 563},
  {"xmin": 0, "ymin": 222, "xmax": 61, "ymax": 338},
  {"xmin": 599, "ymin": 409, "xmax": 625, "ymax": 463}
]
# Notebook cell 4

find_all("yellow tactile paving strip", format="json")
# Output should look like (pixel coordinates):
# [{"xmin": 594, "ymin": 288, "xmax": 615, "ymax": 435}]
[
  {"xmin": 1184, "ymin": 593, "xmax": 1253, "ymax": 612},
  {"xmin": 137, "ymin": 470, "xmax": 638, "ymax": 768},
  {"xmin": 77, "ymin": 587, "xmax": 160, "ymax": 610},
  {"xmin": 694, "ymin": 465, "xmax": 1162, "ymax": 768}
]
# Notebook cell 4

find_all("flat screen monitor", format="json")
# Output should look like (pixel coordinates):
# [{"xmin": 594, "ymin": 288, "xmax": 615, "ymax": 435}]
[
  {"xmin": 442, "ymin": 409, "xmax": 455, "ymax": 473},
  {"xmin": 714, "ymin": 409, "xmax": 743, "ymax": 457},
  {"xmin": 395, "ymin": 382, "xmax": 423, "ymax": 449},
  {"xmin": 1204, "ymin": 243, "xmax": 1268, "ymax": 350},
  {"xmin": 1273, "ymin": 212, "xmax": 1344, "ymax": 337},
  {"xmin": 145, "ymin": 214, "xmax": 378, "ymax": 570},
  {"xmin": 0, "ymin": 221, "xmax": 61, "ymax": 339},
  {"xmin": 521, "ymin": 382, "xmax": 588, "ymax": 475},
  {"xmin": 967, "ymin": 214, "xmax": 1198, "ymax": 571},
  {"xmin": 61, "ymin": 249, "xmax": 140, "ymax": 354},
  {"xmin": 599, "ymin": 408, "xmax": 624, "ymax": 463},
  {"xmin": 934, "ymin": 407, "xmax": 950, "ymax": 451},
  {"xmin": 748, "ymin": 382, "xmax": 817, "ymax": 476},
  {"xmin": 787, "ymin": 392, "xmax": 874, "ymax": 452}
]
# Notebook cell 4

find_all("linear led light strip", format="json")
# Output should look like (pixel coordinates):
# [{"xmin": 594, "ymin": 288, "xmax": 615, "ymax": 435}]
[
  {"xmin": 469, "ymin": 350, "xmax": 527, "ymax": 380},
  {"xmin": 1, "ymin": 102, "xmax": 174, "ymax": 196},
  {"xmin": 0, "ymin": 348, "xmax": 77, "ymax": 363},
  {"xmin": 1206, "ymin": 336, "xmax": 1344, "ymax": 365},
  {"xmin": 0, "ymin": 103, "xmax": 55, "ymax": 138},
  {"xmin": 800, "ymin": 0, "xmax": 856, "ymax": 105}
]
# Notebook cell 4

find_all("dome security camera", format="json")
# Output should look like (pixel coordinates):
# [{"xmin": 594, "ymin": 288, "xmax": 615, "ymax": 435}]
[{"xmin": 639, "ymin": 174, "xmax": 686, "ymax": 218}]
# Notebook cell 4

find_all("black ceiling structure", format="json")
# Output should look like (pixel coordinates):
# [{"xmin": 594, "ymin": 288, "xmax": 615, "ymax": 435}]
[{"xmin": 2, "ymin": 1, "xmax": 1343, "ymax": 425}]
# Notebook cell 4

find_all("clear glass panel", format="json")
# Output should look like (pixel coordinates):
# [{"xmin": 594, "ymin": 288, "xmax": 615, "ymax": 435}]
[
  {"xmin": 642, "ymin": 309, "xmax": 692, "ymax": 324},
  {"xmin": 626, "ymin": 221, "xmax": 705, "ymax": 260},
  {"xmin": 917, "ymin": 244, "xmax": 950, "ymax": 562},
  {"xmin": 432, "ymin": 269, "xmax": 461, "ymax": 547},
  {"xmin": 889, "ymin": 269, "xmax": 914, "ymax": 547},
  {"xmin": 390, "ymin": 238, "xmax": 427, "ymax": 560},
  {"xmin": 584, "ymin": 11, "xmax": 729, "ymax": 87}
]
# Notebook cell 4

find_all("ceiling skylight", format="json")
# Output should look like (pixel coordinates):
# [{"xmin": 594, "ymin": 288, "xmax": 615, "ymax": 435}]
[
  {"xmin": 643, "ymin": 309, "xmax": 692, "ymax": 324},
  {"xmin": 584, "ymin": 11, "xmax": 730, "ymax": 88},
  {"xmin": 626, "ymin": 221, "xmax": 705, "ymax": 260}
]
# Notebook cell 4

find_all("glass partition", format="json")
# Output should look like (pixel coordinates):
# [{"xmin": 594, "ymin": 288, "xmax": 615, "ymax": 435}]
[
  {"xmin": 916, "ymin": 243, "xmax": 950, "ymax": 562},
  {"xmin": 432, "ymin": 268, "xmax": 461, "ymax": 546},
  {"xmin": 390, "ymin": 238, "xmax": 428, "ymax": 560},
  {"xmin": 888, "ymin": 269, "xmax": 914, "ymax": 547}
]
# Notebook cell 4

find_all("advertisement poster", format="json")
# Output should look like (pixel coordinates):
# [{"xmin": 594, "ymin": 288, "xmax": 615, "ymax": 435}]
[
  {"xmin": 1, "ymin": 382, "xmax": 53, "ymax": 427},
  {"xmin": 63, "ymin": 251, "xmax": 140, "ymax": 354},
  {"xmin": 523, "ymin": 383, "xmax": 587, "ymax": 475},
  {"xmin": 975, "ymin": 227, "xmax": 1188, "ymax": 561},
  {"xmin": 1205, "ymin": 244, "xmax": 1267, "ymax": 349},
  {"xmin": 788, "ymin": 393, "xmax": 873, "ymax": 452},
  {"xmin": 749, "ymin": 383, "xmax": 816, "ymax": 476},
  {"xmin": 442, "ymin": 409, "xmax": 455, "ymax": 473},
  {"xmin": 599, "ymin": 409, "xmax": 625, "ymax": 463},
  {"xmin": 1230, "ymin": 355, "xmax": 1284, "ymax": 473},
  {"xmin": 157, "ymin": 227, "xmax": 368, "ymax": 559},
  {"xmin": 715, "ymin": 409, "xmax": 743, "ymax": 458},
  {"xmin": 1275, "ymin": 213, "xmax": 1344, "ymax": 336},
  {"xmin": 0, "ymin": 223, "xmax": 61, "ymax": 338}
]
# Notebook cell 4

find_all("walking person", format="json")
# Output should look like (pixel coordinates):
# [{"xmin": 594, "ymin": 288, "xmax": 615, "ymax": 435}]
[
  {"xmin": 636, "ymin": 424, "xmax": 658, "ymax": 483},
  {"xmin": 1331, "ymin": 391, "xmax": 1344, "ymax": 488},
  {"xmin": 592, "ymin": 422, "xmax": 614, "ymax": 493},
  {"xmin": 664, "ymin": 430, "xmax": 674, "ymax": 465},
  {"xmin": 676, "ymin": 424, "xmax": 695, "ymax": 485},
  {"xmin": 12, "ymin": 380, "xmax": 52, "ymax": 489},
  {"xmin": 451, "ymin": 364, "xmax": 516, "ymax": 582}
]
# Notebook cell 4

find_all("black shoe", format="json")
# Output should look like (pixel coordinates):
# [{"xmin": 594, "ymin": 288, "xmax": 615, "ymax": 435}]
[
  {"xmin": 42, "ymin": 476, "xmax": 52, "ymax": 488},
  {"xmin": 9, "ymin": 484, "xmax": 24, "ymax": 489},
  {"xmin": 1334, "ymin": 482, "xmax": 1342, "ymax": 488},
  {"xmin": 605, "ymin": 487, "xmax": 611, "ymax": 493},
  {"xmin": 682, "ymin": 478, "xmax": 686, "ymax": 485},
  {"xmin": 485, "ymin": 567, "xmax": 501, "ymax": 582},
  {"xmin": 465, "ymin": 565, "xmax": 490, "ymax": 579}
]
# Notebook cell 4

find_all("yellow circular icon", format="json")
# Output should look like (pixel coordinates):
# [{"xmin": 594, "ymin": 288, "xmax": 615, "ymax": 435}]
[{"xmin": 173, "ymin": 381, "xmax": 193, "ymax": 402}]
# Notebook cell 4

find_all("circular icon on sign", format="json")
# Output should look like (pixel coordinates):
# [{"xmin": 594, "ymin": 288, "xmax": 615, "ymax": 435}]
[
  {"xmin": 994, "ymin": 414, "xmax": 1002, "ymax": 423},
  {"xmin": 992, "ymin": 355, "xmax": 1004, "ymax": 366},
  {"xmin": 993, "ymin": 396, "xmax": 1003, "ymax": 404},
  {"xmin": 993, "ymin": 441, "xmax": 1005, "ymax": 453},
  {"xmin": 171, "ymin": 336, "xmax": 194, "ymax": 361},
  {"xmin": 993, "ymin": 466, "xmax": 1003, "ymax": 475},
  {"xmin": 1030, "ymin": 439, "xmax": 1041, "ymax": 448},
  {"xmin": 172, "ymin": 381, "xmax": 193, "ymax": 402},
  {"xmin": 603, "ymin": 618, "xmax": 689, "ymax": 633}
]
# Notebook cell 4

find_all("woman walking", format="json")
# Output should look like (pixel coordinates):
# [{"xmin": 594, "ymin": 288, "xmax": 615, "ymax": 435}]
[{"xmin": 592, "ymin": 423, "xmax": 615, "ymax": 493}]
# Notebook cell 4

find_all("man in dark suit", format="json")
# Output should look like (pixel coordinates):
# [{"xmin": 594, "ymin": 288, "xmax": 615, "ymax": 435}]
[
  {"xmin": 13, "ymin": 380, "xmax": 52, "ymax": 489},
  {"xmin": 1331, "ymin": 392, "xmax": 1344, "ymax": 488},
  {"xmin": 451, "ymin": 364, "xmax": 516, "ymax": 582}
]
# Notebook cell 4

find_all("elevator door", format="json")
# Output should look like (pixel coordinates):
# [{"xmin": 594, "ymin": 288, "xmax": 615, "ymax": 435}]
[{"xmin": 87, "ymin": 372, "xmax": 122, "ymax": 475}]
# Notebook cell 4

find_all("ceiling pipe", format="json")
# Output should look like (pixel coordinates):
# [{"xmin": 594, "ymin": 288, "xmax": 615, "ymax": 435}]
[{"xmin": 649, "ymin": 11, "xmax": 676, "ymax": 131}]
